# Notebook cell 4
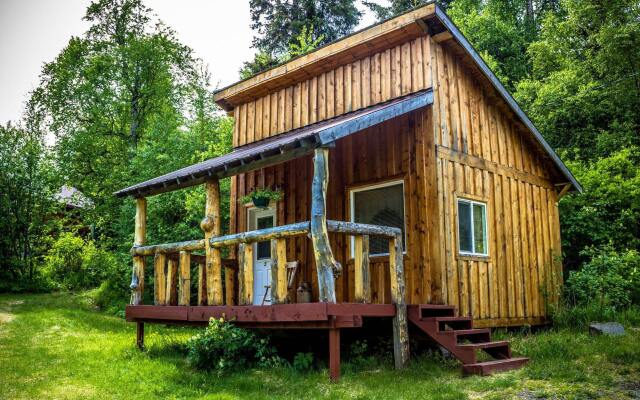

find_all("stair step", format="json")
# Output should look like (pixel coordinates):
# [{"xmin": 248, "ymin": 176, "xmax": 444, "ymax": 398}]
[
  {"xmin": 442, "ymin": 329, "xmax": 491, "ymax": 343},
  {"xmin": 463, "ymin": 357, "xmax": 529, "ymax": 376},
  {"xmin": 419, "ymin": 304, "xmax": 456, "ymax": 318},
  {"xmin": 457, "ymin": 340, "xmax": 510, "ymax": 350},
  {"xmin": 431, "ymin": 316, "xmax": 473, "ymax": 330}
]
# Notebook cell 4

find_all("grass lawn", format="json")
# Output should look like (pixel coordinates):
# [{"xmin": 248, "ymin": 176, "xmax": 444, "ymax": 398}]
[{"xmin": 1, "ymin": 293, "xmax": 639, "ymax": 399}]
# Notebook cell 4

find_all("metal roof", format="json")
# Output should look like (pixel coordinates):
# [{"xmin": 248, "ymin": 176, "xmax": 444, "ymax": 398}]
[{"xmin": 115, "ymin": 90, "xmax": 433, "ymax": 198}]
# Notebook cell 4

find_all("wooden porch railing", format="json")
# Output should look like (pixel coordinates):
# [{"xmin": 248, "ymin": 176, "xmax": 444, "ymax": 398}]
[{"xmin": 130, "ymin": 220, "xmax": 404, "ymax": 308}]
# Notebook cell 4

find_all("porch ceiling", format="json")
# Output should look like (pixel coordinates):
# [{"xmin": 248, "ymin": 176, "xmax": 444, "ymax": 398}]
[{"xmin": 114, "ymin": 89, "xmax": 433, "ymax": 198}]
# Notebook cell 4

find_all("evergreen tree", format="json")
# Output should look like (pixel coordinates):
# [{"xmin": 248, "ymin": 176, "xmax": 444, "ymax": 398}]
[{"xmin": 241, "ymin": 0, "xmax": 361, "ymax": 77}]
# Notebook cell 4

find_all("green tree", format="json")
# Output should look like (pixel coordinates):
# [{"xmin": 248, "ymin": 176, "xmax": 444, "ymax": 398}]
[
  {"xmin": 514, "ymin": 0, "xmax": 640, "ymax": 270},
  {"xmin": 0, "ymin": 123, "xmax": 57, "ymax": 291},
  {"xmin": 515, "ymin": 0, "xmax": 640, "ymax": 160},
  {"xmin": 241, "ymin": 0, "xmax": 361, "ymax": 77}
]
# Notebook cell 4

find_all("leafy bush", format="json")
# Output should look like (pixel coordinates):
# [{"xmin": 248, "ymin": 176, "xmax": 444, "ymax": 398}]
[
  {"xmin": 292, "ymin": 352, "xmax": 314, "ymax": 372},
  {"xmin": 43, "ymin": 233, "xmax": 119, "ymax": 290},
  {"xmin": 564, "ymin": 246, "xmax": 640, "ymax": 309},
  {"xmin": 187, "ymin": 318, "xmax": 283, "ymax": 374}
]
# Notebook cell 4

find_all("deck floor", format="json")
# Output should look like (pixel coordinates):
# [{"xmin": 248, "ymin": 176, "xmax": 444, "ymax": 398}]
[{"xmin": 126, "ymin": 303, "xmax": 397, "ymax": 329}]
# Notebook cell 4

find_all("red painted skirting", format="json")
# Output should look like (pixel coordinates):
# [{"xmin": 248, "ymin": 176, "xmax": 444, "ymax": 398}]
[{"xmin": 126, "ymin": 303, "xmax": 396, "ymax": 326}]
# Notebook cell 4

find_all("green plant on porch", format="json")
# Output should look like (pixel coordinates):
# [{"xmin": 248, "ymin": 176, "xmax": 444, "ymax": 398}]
[{"xmin": 240, "ymin": 187, "xmax": 283, "ymax": 208}]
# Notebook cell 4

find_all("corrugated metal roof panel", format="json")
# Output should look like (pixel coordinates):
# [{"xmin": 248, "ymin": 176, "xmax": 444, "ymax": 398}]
[{"xmin": 114, "ymin": 90, "xmax": 433, "ymax": 198}]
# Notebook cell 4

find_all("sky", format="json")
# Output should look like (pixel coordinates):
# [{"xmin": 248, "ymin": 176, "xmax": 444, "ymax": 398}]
[{"xmin": 0, "ymin": 0, "xmax": 380, "ymax": 125}]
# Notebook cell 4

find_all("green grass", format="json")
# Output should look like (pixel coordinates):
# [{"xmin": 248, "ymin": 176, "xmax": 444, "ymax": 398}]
[{"xmin": 1, "ymin": 293, "xmax": 639, "ymax": 399}]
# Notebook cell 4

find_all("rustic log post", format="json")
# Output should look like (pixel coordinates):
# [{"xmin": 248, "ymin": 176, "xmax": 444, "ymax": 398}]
[
  {"xmin": 238, "ymin": 243, "xmax": 254, "ymax": 305},
  {"xmin": 153, "ymin": 253, "xmax": 167, "ymax": 305},
  {"xmin": 130, "ymin": 197, "xmax": 146, "ymax": 305},
  {"xmin": 389, "ymin": 233, "xmax": 409, "ymax": 369},
  {"xmin": 270, "ymin": 239, "xmax": 288, "ymax": 304},
  {"xmin": 310, "ymin": 147, "xmax": 340, "ymax": 303},
  {"xmin": 201, "ymin": 179, "xmax": 223, "ymax": 305},
  {"xmin": 178, "ymin": 251, "xmax": 191, "ymax": 306},
  {"xmin": 166, "ymin": 257, "xmax": 178, "ymax": 306},
  {"xmin": 353, "ymin": 235, "xmax": 371, "ymax": 303},
  {"xmin": 225, "ymin": 264, "xmax": 235, "ymax": 306},
  {"xmin": 197, "ymin": 262, "xmax": 207, "ymax": 305}
]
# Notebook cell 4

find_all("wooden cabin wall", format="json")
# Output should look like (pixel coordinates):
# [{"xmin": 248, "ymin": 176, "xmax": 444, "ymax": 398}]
[
  {"xmin": 429, "ymin": 38, "xmax": 563, "ymax": 327},
  {"xmin": 229, "ymin": 109, "xmax": 437, "ymax": 305},
  {"xmin": 232, "ymin": 36, "xmax": 434, "ymax": 147}
]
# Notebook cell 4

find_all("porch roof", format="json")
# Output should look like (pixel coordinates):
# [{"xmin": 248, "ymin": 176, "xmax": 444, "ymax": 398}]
[{"xmin": 114, "ymin": 89, "xmax": 433, "ymax": 198}]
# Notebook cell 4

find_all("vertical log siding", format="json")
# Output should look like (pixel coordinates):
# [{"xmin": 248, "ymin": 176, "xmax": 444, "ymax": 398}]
[{"xmin": 226, "ymin": 32, "xmax": 564, "ymax": 328}]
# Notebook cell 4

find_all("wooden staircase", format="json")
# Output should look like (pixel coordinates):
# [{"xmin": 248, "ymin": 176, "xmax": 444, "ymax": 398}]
[{"xmin": 407, "ymin": 305, "xmax": 528, "ymax": 375}]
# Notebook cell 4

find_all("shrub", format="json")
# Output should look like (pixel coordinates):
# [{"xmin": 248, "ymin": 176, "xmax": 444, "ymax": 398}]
[
  {"xmin": 292, "ymin": 352, "xmax": 314, "ymax": 372},
  {"xmin": 43, "ymin": 233, "xmax": 85, "ymax": 289},
  {"xmin": 564, "ymin": 246, "xmax": 640, "ymax": 309},
  {"xmin": 187, "ymin": 318, "xmax": 283, "ymax": 374},
  {"xmin": 43, "ymin": 233, "xmax": 120, "ymax": 291}
]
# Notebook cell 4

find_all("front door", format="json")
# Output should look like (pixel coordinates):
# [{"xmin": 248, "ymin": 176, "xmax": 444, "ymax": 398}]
[{"xmin": 248, "ymin": 206, "xmax": 275, "ymax": 305}]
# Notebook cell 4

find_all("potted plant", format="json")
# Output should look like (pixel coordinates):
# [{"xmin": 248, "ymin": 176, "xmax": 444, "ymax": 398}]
[{"xmin": 241, "ymin": 188, "xmax": 283, "ymax": 208}]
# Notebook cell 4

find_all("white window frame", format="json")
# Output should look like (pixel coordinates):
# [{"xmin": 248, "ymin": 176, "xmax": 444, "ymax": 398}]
[
  {"xmin": 457, "ymin": 198, "xmax": 489, "ymax": 257},
  {"xmin": 349, "ymin": 179, "xmax": 407, "ymax": 257}
]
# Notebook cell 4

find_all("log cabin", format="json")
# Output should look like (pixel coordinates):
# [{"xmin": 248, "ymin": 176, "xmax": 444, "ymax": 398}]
[{"xmin": 117, "ymin": 2, "xmax": 581, "ymax": 380}]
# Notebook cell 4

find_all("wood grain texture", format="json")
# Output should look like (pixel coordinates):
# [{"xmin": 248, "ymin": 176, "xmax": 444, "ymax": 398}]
[
  {"xmin": 220, "ymin": 30, "xmax": 566, "ymax": 328},
  {"xmin": 130, "ymin": 198, "xmax": 146, "ymax": 305},
  {"xmin": 429, "ymin": 40, "xmax": 564, "ymax": 326},
  {"xmin": 178, "ymin": 251, "xmax": 190, "ymax": 306}
]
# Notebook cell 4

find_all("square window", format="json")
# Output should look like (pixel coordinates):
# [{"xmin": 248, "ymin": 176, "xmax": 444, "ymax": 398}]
[
  {"xmin": 457, "ymin": 198, "xmax": 488, "ymax": 256},
  {"xmin": 350, "ymin": 181, "xmax": 406, "ymax": 256}
]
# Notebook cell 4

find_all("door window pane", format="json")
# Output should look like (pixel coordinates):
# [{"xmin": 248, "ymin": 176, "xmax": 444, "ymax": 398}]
[
  {"xmin": 256, "ymin": 215, "xmax": 274, "ymax": 259},
  {"xmin": 352, "ymin": 182, "xmax": 405, "ymax": 255}
]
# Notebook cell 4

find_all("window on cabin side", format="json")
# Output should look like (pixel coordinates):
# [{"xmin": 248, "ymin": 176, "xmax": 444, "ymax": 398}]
[
  {"xmin": 350, "ymin": 181, "xmax": 406, "ymax": 256},
  {"xmin": 457, "ymin": 198, "xmax": 488, "ymax": 256}
]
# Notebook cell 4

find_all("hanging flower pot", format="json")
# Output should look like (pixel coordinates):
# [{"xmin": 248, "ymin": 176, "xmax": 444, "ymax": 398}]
[
  {"xmin": 241, "ymin": 188, "xmax": 283, "ymax": 209},
  {"xmin": 251, "ymin": 196, "xmax": 270, "ymax": 208}
]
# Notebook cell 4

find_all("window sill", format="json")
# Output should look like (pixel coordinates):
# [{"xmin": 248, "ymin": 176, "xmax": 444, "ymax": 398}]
[{"xmin": 458, "ymin": 254, "xmax": 490, "ymax": 262}]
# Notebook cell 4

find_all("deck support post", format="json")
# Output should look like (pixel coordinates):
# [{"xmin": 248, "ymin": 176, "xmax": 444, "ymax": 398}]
[
  {"xmin": 136, "ymin": 321, "xmax": 144, "ymax": 350},
  {"xmin": 201, "ymin": 179, "xmax": 223, "ymax": 305},
  {"xmin": 130, "ymin": 198, "xmax": 146, "ymax": 305},
  {"xmin": 310, "ymin": 147, "xmax": 340, "ymax": 303},
  {"xmin": 389, "ymin": 233, "xmax": 409, "ymax": 369},
  {"xmin": 329, "ymin": 327, "xmax": 341, "ymax": 382}
]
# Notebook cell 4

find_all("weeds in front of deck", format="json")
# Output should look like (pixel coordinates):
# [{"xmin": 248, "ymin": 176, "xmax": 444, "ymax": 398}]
[{"xmin": 1, "ymin": 293, "xmax": 639, "ymax": 399}]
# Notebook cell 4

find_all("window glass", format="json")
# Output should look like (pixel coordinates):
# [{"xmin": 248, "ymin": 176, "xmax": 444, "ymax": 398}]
[
  {"xmin": 458, "ymin": 201, "xmax": 473, "ymax": 253},
  {"xmin": 256, "ymin": 215, "xmax": 274, "ymax": 259},
  {"xmin": 473, "ymin": 203, "xmax": 487, "ymax": 254},
  {"xmin": 352, "ymin": 182, "xmax": 405, "ymax": 255},
  {"xmin": 457, "ymin": 198, "xmax": 488, "ymax": 256}
]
